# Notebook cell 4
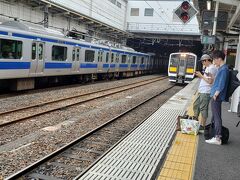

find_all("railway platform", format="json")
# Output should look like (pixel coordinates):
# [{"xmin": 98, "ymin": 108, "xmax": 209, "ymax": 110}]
[{"xmin": 76, "ymin": 78, "xmax": 240, "ymax": 180}]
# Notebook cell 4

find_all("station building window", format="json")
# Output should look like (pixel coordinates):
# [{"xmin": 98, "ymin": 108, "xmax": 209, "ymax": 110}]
[
  {"xmin": 110, "ymin": 0, "xmax": 116, "ymax": 4},
  {"xmin": 85, "ymin": 50, "xmax": 95, "ymax": 62},
  {"xmin": 117, "ymin": 2, "xmax": 121, "ymax": 8},
  {"xmin": 0, "ymin": 39, "xmax": 22, "ymax": 59},
  {"xmin": 121, "ymin": 55, "xmax": 127, "ymax": 63},
  {"xmin": 52, "ymin": 45, "xmax": 67, "ymax": 61},
  {"xmin": 145, "ymin": 8, "xmax": 154, "ymax": 16},
  {"xmin": 131, "ymin": 8, "xmax": 139, "ymax": 16}
]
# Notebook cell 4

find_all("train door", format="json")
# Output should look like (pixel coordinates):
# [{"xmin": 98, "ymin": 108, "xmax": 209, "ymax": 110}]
[
  {"xmin": 177, "ymin": 56, "xmax": 187, "ymax": 80},
  {"xmin": 97, "ymin": 50, "xmax": 103, "ymax": 72},
  {"xmin": 30, "ymin": 41, "xmax": 45, "ymax": 74},
  {"xmin": 110, "ymin": 52, "xmax": 115, "ymax": 71},
  {"xmin": 128, "ymin": 55, "xmax": 131, "ymax": 71},
  {"xmin": 72, "ymin": 47, "xmax": 81, "ymax": 72}
]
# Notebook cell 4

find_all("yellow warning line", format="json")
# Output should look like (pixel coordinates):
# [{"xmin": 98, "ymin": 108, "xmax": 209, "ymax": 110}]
[{"xmin": 158, "ymin": 96, "xmax": 199, "ymax": 180}]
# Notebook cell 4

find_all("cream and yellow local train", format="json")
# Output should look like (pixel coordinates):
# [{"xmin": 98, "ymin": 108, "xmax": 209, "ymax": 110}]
[{"xmin": 168, "ymin": 52, "xmax": 197, "ymax": 83}]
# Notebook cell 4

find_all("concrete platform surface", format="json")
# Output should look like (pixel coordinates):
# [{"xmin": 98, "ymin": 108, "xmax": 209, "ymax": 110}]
[{"xmin": 194, "ymin": 102, "xmax": 240, "ymax": 180}]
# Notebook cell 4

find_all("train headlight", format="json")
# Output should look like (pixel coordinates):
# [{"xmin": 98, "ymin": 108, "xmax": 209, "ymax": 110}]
[{"xmin": 180, "ymin": 53, "xmax": 187, "ymax": 57}]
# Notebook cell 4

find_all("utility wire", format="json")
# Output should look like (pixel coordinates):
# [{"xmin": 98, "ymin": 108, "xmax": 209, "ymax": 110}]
[
  {"xmin": 67, "ymin": 0, "xmax": 124, "ymax": 27},
  {"xmin": 144, "ymin": 0, "xmax": 180, "ymax": 31}
]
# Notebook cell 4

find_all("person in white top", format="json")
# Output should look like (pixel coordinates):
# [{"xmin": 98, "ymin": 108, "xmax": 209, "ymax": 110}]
[{"xmin": 193, "ymin": 54, "xmax": 218, "ymax": 131}]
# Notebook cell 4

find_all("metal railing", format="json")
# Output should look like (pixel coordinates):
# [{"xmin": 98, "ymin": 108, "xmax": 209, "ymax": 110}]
[{"xmin": 127, "ymin": 22, "xmax": 200, "ymax": 35}]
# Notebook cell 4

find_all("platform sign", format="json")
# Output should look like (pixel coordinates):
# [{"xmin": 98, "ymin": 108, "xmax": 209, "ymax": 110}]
[
  {"xmin": 174, "ymin": 1, "xmax": 198, "ymax": 24},
  {"xmin": 201, "ymin": 35, "xmax": 216, "ymax": 44}
]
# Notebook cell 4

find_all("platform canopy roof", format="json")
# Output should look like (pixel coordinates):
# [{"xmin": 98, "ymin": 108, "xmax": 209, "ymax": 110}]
[
  {"xmin": 193, "ymin": 0, "xmax": 240, "ymax": 34},
  {"xmin": 23, "ymin": 0, "xmax": 134, "ymax": 40}
]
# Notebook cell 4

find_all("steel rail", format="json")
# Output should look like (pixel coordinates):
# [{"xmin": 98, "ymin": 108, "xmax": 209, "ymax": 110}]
[
  {"xmin": 5, "ymin": 84, "xmax": 175, "ymax": 180},
  {"xmin": 0, "ymin": 77, "xmax": 166, "ymax": 127}
]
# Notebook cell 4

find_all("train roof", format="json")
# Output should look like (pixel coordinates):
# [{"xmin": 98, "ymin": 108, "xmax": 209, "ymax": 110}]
[
  {"xmin": 0, "ymin": 21, "xmax": 149, "ymax": 56},
  {"xmin": 170, "ymin": 52, "xmax": 197, "ymax": 56},
  {"xmin": 1, "ymin": 21, "xmax": 65, "ymax": 37}
]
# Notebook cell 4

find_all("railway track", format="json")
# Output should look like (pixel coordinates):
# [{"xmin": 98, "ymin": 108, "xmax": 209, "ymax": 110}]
[
  {"xmin": 0, "ymin": 77, "xmax": 166, "ymax": 127},
  {"xmin": 5, "ymin": 84, "xmax": 175, "ymax": 180}
]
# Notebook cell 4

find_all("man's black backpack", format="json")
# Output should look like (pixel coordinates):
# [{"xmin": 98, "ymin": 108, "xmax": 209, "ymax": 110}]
[
  {"xmin": 225, "ymin": 69, "xmax": 240, "ymax": 102},
  {"xmin": 204, "ymin": 123, "xmax": 229, "ymax": 144}
]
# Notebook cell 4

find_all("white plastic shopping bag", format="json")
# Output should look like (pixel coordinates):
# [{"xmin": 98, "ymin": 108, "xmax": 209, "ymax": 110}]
[{"xmin": 180, "ymin": 118, "xmax": 200, "ymax": 135}]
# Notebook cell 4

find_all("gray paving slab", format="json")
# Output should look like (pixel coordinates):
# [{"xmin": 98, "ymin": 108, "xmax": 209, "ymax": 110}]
[{"xmin": 194, "ymin": 102, "xmax": 240, "ymax": 180}]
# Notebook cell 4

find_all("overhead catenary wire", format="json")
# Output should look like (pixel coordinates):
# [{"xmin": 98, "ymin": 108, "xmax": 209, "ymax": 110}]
[
  {"xmin": 67, "ymin": 0, "xmax": 124, "ymax": 27},
  {"xmin": 0, "ymin": 0, "xmax": 129, "ymax": 42},
  {"xmin": 144, "ymin": 0, "xmax": 181, "ymax": 32}
]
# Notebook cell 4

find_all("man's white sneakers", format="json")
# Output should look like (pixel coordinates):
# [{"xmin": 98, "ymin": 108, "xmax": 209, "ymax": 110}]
[{"xmin": 205, "ymin": 137, "xmax": 222, "ymax": 145}]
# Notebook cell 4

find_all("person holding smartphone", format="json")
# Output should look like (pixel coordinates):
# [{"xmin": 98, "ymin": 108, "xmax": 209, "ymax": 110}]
[{"xmin": 193, "ymin": 54, "xmax": 217, "ymax": 132}]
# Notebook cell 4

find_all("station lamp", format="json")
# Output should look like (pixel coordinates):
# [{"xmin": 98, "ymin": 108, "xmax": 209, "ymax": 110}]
[
  {"xmin": 207, "ymin": 0, "xmax": 212, "ymax": 10},
  {"xmin": 174, "ymin": 1, "xmax": 197, "ymax": 24}
]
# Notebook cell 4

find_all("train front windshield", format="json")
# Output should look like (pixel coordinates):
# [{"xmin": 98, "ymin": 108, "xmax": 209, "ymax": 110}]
[{"xmin": 169, "ymin": 54, "xmax": 195, "ymax": 70}]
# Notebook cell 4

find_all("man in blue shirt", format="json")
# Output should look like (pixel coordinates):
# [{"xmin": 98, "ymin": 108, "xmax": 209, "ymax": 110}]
[{"xmin": 205, "ymin": 50, "xmax": 229, "ymax": 145}]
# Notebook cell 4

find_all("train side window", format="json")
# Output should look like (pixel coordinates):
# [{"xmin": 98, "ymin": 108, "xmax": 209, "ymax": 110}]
[
  {"xmin": 116, "ymin": 53, "xmax": 120, "ymax": 63},
  {"xmin": 111, "ymin": 53, "xmax": 115, "ymax": 63},
  {"xmin": 72, "ymin": 49, "xmax": 75, "ymax": 61},
  {"xmin": 76, "ymin": 48, "xmax": 80, "ymax": 61},
  {"xmin": 85, "ymin": 50, "xmax": 95, "ymax": 62},
  {"xmin": 122, "ymin": 55, "xmax": 127, "ymax": 63},
  {"xmin": 38, "ymin": 44, "xmax": 43, "ymax": 60},
  {"xmin": 0, "ymin": 39, "xmax": 22, "ymax": 59},
  {"xmin": 98, "ymin": 51, "xmax": 103, "ymax": 62},
  {"xmin": 98, "ymin": 51, "xmax": 100, "ymax": 62},
  {"xmin": 32, "ymin": 43, "xmax": 36, "ymax": 59},
  {"xmin": 132, "ymin": 56, "xmax": 136, "ymax": 64},
  {"xmin": 141, "ymin": 57, "xmax": 144, "ymax": 64},
  {"xmin": 106, "ymin": 52, "xmax": 109, "ymax": 63},
  {"xmin": 52, "ymin": 45, "xmax": 67, "ymax": 61}
]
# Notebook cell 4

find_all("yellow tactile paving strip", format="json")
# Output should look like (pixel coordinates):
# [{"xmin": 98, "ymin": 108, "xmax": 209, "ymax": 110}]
[{"xmin": 158, "ymin": 96, "xmax": 198, "ymax": 180}]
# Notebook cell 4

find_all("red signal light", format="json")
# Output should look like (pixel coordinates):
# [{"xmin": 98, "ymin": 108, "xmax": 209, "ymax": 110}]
[
  {"xmin": 174, "ymin": 1, "xmax": 197, "ymax": 24},
  {"xmin": 181, "ymin": 12, "xmax": 190, "ymax": 22},
  {"xmin": 181, "ymin": 1, "xmax": 190, "ymax": 11}
]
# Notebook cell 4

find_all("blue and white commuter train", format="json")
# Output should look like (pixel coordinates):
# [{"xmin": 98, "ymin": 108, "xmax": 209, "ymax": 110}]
[{"xmin": 0, "ymin": 21, "xmax": 153, "ymax": 90}]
